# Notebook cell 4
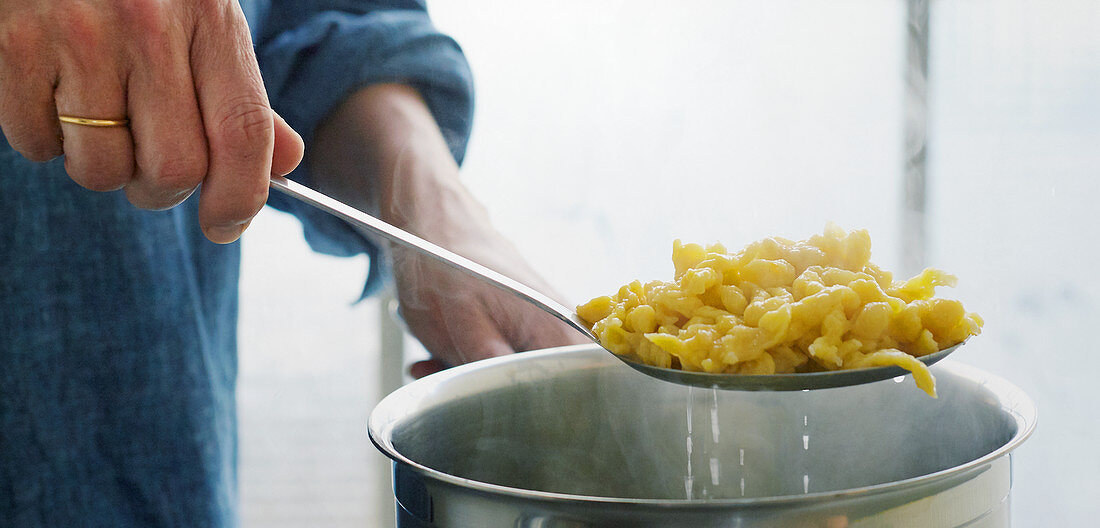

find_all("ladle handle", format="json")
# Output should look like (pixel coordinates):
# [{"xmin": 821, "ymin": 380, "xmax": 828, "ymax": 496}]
[{"xmin": 269, "ymin": 176, "xmax": 596, "ymax": 340}]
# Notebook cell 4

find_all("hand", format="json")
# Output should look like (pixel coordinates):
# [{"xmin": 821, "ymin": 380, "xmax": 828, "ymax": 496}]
[
  {"xmin": 390, "ymin": 209, "xmax": 588, "ymax": 378},
  {"xmin": 310, "ymin": 84, "xmax": 586, "ymax": 376},
  {"xmin": 0, "ymin": 0, "xmax": 304, "ymax": 242}
]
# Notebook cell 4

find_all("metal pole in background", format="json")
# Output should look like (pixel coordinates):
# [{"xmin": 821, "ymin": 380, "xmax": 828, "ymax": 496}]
[
  {"xmin": 376, "ymin": 288, "xmax": 405, "ymax": 526},
  {"xmin": 378, "ymin": 287, "xmax": 406, "ymax": 397},
  {"xmin": 903, "ymin": 0, "xmax": 930, "ymax": 276}
]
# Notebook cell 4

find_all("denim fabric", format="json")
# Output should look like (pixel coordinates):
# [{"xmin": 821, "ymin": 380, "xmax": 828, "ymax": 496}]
[{"xmin": 0, "ymin": 2, "xmax": 472, "ymax": 526}]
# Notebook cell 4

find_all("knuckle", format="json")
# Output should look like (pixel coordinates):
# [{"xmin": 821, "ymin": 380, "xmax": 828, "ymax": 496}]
[
  {"xmin": 214, "ymin": 96, "xmax": 273, "ymax": 155},
  {"xmin": 18, "ymin": 144, "xmax": 62, "ymax": 163},
  {"xmin": 2, "ymin": 124, "xmax": 61, "ymax": 162},
  {"xmin": 226, "ymin": 188, "xmax": 268, "ymax": 220},
  {"xmin": 205, "ymin": 188, "xmax": 267, "ymax": 228},
  {"xmin": 0, "ymin": 18, "xmax": 53, "ymax": 83},
  {"xmin": 192, "ymin": 0, "xmax": 218, "ymax": 16},
  {"xmin": 68, "ymin": 169, "xmax": 129, "ymax": 192},
  {"xmin": 0, "ymin": 15, "xmax": 42, "ymax": 58},
  {"xmin": 124, "ymin": 185, "xmax": 195, "ymax": 211},
  {"xmin": 143, "ymin": 153, "xmax": 207, "ymax": 193},
  {"xmin": 65, "ymin": 153, "xmax": 132, "ymax": 192},
  {"xmin": 118, "ymin": 0, "xmax": 180, "ymax": 60},
  {"xmin": 117, "ymin": 0, "xmax": 169, "ymax": 33},
  {"xmin": 193, "ymin": 0, "xmax": 236, "ymax": 22},
  {"xmin": 56, "ymin": 2, "xmax": 103, "ymax": 52},
  {"xmin": 49, "ymin": 3, "xmax": 112, "ymax": 76}
]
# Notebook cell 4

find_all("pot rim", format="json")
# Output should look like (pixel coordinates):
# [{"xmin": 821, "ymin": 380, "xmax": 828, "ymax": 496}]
[{"xmin": 368, "ymin": 345, "xmax": 1037, "ymax": 507}]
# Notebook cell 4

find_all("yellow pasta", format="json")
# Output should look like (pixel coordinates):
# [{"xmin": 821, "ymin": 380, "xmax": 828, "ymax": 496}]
[{"xmin": 577, "ymin": 224, "xmax": 983, "ymax": 397}]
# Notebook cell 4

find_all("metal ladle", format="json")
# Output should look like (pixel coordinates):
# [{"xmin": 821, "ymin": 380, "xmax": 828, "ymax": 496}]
[{"xmin": 270, "ymin": 176, "xmax": 959, "ymax": 391}]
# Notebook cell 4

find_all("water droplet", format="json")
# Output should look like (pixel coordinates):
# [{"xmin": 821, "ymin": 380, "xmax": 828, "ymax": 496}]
[
  {"xmin": 686, "ymin": 389, "xmax": 694, "ymax": 434},
  {"xmin": 685, "ymin": 393, "xmax": 695, "ymax": 501},
  {"xmin": 710, "ymin": 409, "xmax": 720, "ymax": 444},
  {"xmin": 710, "ymin": 387, "xmax": 720, "ymax": 443}
]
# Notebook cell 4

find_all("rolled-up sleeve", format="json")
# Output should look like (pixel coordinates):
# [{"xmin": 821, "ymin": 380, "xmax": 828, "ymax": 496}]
[{"xmin": 252, "ymin": 0, "xmax": 474, "ymax": 296}]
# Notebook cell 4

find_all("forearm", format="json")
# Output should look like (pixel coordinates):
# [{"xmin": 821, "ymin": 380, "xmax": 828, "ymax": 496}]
[
  {"xmin": 309, "ymin": 84, "xmax": 583, "ymax": 367},
  {"xmin": 309, "ymin": 83, "xmax": 491, "ymax": 248}
]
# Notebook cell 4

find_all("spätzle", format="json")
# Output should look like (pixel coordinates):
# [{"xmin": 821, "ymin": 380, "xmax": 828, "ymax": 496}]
[{"xmin": 576, "ymin": 224, "xmax": 982, "ymax": 397}]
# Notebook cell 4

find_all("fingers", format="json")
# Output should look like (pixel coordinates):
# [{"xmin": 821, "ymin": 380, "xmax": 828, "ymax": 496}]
[
  {"xmin": 442, "ymin": 302, "xmax": 515, "ymax": 363},
  {"xmin": 474, "ymin": 256, "xmax": 588, "ymax": 351},
  {"xmin": 55, "ymin": 79, "xmax": 133, "ymax": 192},
  {"xmin": 272, "ymin": 112, "xmax": 304, "ymax": 177},
  {"xmin": 53, "ymin": 7, "xmax": 134, "ymax": 192},
  {"xmin": 399, "ymin": 266, "xmax": 515, "ymax": 367},
  {"xmin": 0, "ymin": 75, "xmax": 62, "ymax": 163},
  {"xmin": 1, "ymin": 1, "xmax": 302, "ymax": 241},
  {"xmin": 0, "ymin": 21, "xmax": 61, "ymax": 162},
  {"xmin": 528, "ymin": 302, "xmax": 590, "ymax": 348},
  {"xmin": 403, "ymin": 300, "xmax": 515, "ymax": 365},
  {"xmin": 481, "ymin": 285, "xmax": 588, "ymax": 353},
  {"xmin": 190, "ymin": 3, "xmax": 274, "ymax": 243},
  {"xmin": 394, "ymin": 244, "xmax": 585, "ymax": 374},
  {"xmin": 124, "ymin": 13, "xmax": 207, "ymax": 210},
  {"xmin": 402, "ymin": 289, "xmax": 580, "ymax": 378}
]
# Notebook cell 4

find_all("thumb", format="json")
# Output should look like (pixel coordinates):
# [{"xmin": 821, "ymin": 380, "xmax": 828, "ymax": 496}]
[{"xmin": 272, "ymin": 112, "xmax": 304, "ymax": 176}]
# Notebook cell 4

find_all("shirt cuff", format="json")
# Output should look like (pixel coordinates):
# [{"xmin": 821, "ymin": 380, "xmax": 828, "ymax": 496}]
[{"xmin": 257, "ymin": 9, "xmax": 474, "ymax": 298}]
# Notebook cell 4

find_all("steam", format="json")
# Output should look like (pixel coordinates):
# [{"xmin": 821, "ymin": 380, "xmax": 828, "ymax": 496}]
[
  {"xmin": 432, "ymin": 362, "xmax": 1015, "ymax": 499},
  {"xmin": 383, "ymin": 348, "xmax": 1029, "ymax": 528},
  {"xmin": 376, "ymin": 128, "xmax": 584, "ymax": 367}
]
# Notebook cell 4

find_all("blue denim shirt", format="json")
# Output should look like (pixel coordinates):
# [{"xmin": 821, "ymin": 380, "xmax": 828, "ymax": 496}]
[{"xmin": 0, "ymin": 2, "xmax": 472, "ymax": 526}]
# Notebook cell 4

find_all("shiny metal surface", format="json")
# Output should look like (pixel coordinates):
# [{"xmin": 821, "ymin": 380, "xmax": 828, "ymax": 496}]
[
  {"xmin": 370, "ymin": 345, "xmax": 1036, "ymax": 527},
  {"xmin": 271, "ymin": 177, "xmax": 964, "ymax": 392}
]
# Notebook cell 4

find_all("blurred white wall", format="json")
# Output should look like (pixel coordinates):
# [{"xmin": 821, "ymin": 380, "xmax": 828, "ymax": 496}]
[
  {"xmin": 927, "ymin": 1, "xmax": 1100, "ymax": 523},
  {"xmin": 432, "ymin": 0, "xmax": 907, "ymax": 303},
  {"xmin": 237, "ymin": 209, "xmax": 392, "ymax": 526}
]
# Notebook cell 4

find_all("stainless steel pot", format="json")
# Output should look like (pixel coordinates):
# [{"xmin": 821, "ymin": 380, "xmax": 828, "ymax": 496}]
[{"xmin": 369, "ymin": 345, "xmax": 1035, "ymax": 527}]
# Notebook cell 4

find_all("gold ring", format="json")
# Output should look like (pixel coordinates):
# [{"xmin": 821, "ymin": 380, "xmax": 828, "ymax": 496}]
[{"xmin": 58, "ymin": 115, "xmax": 129, "ymax": 127}]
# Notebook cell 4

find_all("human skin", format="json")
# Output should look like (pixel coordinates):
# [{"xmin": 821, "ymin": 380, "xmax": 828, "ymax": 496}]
[
  {"xmin": 0, "ymin": 0, "xmax": 304, "ymax": 242},
  {"xmin": 0, "ymin": 0, "xmax": 583, "ymax": 369},
  {"xmin": 311, "ymin": 84, "xmax": 585, "ymax": 374}
]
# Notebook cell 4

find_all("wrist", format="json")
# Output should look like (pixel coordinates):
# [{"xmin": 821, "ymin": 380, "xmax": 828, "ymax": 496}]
[
  {"xmin": 310, "ymin": 83, "xmax": 457, "ymax": 214},
  {"xmin": 310, "ymin": 83, "xmax": 488, "ymax": 249}
]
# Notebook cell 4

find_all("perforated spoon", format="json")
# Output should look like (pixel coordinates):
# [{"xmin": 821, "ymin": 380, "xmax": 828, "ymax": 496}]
[{"xmin": 269, "ymin": 176, "xmax": 959, "ymax": 391}]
